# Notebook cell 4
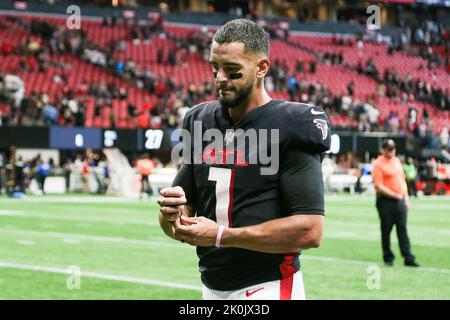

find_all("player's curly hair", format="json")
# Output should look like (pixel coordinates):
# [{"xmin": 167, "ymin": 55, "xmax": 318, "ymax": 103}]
[{"xmin": 212, "ymin": 19, "xmax": 270, "ymax": 57}]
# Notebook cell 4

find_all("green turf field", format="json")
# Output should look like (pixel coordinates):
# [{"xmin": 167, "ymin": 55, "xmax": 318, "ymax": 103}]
[{"xmin": 0, "ymin": 194, "xmax": 449, "ymax": 299}]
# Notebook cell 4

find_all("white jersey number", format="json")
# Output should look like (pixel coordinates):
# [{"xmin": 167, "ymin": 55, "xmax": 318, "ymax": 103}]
[{"xmin": 208, "ymin": 167, "xmax": 235, "ymax": 227}]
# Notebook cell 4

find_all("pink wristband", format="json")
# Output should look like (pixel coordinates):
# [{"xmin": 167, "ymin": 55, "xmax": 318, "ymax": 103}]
[{"xmin": 215, "ymin": 225, "xmax": 225, "ymax": 248}]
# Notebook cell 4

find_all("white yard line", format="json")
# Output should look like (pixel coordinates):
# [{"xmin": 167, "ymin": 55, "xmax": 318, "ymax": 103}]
[
  {"xmin": 0, "ymin": 196, "xmax": 142, "ymax": 203},
  {"xmin": 15, "ymin": 240, "xmax": 35, "ymax": 246},
  {"xmin": 0, "ymin": 212, "xmax": 159, "ymax": 226},
  {"xmin": 0, "ymin": 228, "xmax": 189, "ymax": 249},
  {"xmin": 0, "ymin": 261, "xmax": 202, "ymax": 291},
  {"xmin": 1, "ymin": 228, "xmax": 448, "ymax": 274},
  {"xmin": 325, "ymin": 231, "xmax": 450, "ymax": 248},
  {"xmin": 0, "ymin": 210, "xmax": 24, "ymax": 216},
  {"xmin": 304, "ymin": 255, "xmax": 450, "ymax": 274}
]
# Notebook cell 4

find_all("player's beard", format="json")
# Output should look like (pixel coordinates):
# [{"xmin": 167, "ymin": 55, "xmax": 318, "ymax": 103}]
[{"xmin": 217, "ymin": 78, "xmax": 254, "ymax": 109}]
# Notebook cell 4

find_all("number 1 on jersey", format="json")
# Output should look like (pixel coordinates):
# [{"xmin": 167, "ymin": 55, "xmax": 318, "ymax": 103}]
[{"xmin": 208, "ymin": 167, "xmax": 235, "ymax": 227}]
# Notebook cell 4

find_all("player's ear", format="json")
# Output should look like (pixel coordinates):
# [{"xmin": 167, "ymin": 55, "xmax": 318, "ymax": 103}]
[{"xmin": 256, "ymin": 57, "xmax": 270, "ymax": 79}]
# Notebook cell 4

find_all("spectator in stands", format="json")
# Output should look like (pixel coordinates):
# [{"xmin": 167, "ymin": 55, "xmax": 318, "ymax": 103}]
[
  {"xmin": 366, "ymin": 102, "xmax": 380, "ymax": 131},
  {"xmin": 131, "ymin": 27, "xmax": 140, "ymax": 44},
  {"xmin": 102, "ymin": 16, "xmax": 108, "ymax": 27},
  {"xmin": 386, "ymin": 111, "xmax": 400, "ymax": 133},
  {"xmin": 168, "ymin": 50, "xmax": 176, "ymax": 66},
  {"xmin": 115, "ymin": 60, "xmax": 125, "ymax": 76},
  {"xmin": 1, "ymin": 40, "xmax": 12, "ymax": 55},
  {"xmin": 440, "ymin": 127, "xmax": 449, "ymax": 150},
  {"xmin": 365, "ymin": 58, "xmax": 378, "ymax": 77},
  {"xmin": 157, "ymin": 47, "xmax": 164, "ymax": 64},
  {"xmin": 137, "ymin": 110, "xmax": 150, "ymax": 128},
  {"xmin": 347, "ymin": 81, "xmax": 355, "ymax": 96},
  {"xmin": 309, "ymin": 60, "xmax": 316, "ymax": 74},
  {"xmin": 0, "ymin": 14, "xmax": 447, "ymax": 139},
  {"xmin": 41, "ymin": 100, "xmax": 59, "ymax": 126},
  {"xmin": 74, "ymin": 101, "xmax": 86, "ymax": 126},
  {"xmin": 0, "ymin": 72, "xmax": 25, "ymax": 109},
  {"xmin": 426, "ymin": 157, "xmax": 438, "ymax": 180}
]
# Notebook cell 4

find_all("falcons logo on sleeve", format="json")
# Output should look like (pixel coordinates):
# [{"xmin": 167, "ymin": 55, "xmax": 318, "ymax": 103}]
[{"xmin": 313, "ymin": 119, "xmax": 329, "ymax": 140}]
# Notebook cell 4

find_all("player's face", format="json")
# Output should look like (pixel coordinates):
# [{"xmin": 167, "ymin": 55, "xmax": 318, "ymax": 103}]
[{"xmin": 209, "ymin": 41, "xmax": 258, "ymax": 109}]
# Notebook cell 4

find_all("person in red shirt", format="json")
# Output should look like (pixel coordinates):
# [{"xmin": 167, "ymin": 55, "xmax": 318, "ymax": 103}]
[
  {"xmin": 1, "ymin": 41, "xmax": 12, "ymax": 55},
  {"xmin": 137, "ymin": 111, "xmax": 150, "ymax": 128},
  {"xmin": 372, "ymin": 139, "xmax": 419, "ymax": 267}
]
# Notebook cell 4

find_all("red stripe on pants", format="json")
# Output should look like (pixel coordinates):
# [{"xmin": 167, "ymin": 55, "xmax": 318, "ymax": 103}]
[{"xmin": 280, "ymin": 274, "xmax": 294, "ymax": 300}]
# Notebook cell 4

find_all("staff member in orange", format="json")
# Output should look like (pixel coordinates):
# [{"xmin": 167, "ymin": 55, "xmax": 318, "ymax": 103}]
[
  {"xmin": 136, "ymin": 153, "xmax": 155, "ymax": 199},
  {"xmin": 372, "ymin": 139, "xmax": 419, "ymax": 267}
]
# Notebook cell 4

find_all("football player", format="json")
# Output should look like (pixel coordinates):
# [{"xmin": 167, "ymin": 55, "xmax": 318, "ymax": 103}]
[{"xmin": 158, "ymin": 19, "xmax": 331, "ymax": 300}]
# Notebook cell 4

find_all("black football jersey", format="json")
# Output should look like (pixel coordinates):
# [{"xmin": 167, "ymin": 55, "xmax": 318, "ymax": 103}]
[{"xmin": 172, "ymin": 99, "xmax": 331, "ymax": 291}]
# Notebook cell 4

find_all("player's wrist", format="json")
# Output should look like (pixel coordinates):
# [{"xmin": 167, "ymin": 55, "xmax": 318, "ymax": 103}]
[
  {"xmin": 219, "ymin": 226, "xmax": 244, "ymax": 248},
  {"xmin": 215, "ymin": 225, "xmax": 225, "ymax": 247}
]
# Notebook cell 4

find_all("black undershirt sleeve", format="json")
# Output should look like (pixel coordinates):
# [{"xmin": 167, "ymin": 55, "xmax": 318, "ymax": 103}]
[
  {"xmin": 171, "ymin": 113, "xmax": 197, "ymax": 207},
  {"xmin": 279, "ymin": 149, "xmax": 325, "ymax": 215},
  {"xmin": 172, "ymin": 163, "xmax": 196, "ymax": 206}
]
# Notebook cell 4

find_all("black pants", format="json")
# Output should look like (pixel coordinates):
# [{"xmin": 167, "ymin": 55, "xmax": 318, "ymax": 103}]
[
  {"xmin": 406, "ymin": 179, "xmax": 417, "ymax": 197},
  {"xmin": 376, "ymin": 196, "xmax": 415, "ymax": 263},
  {"xmin": 37, "ymin": 174, "xmax": 47, "ymax": 193},
  {"xmin": 141, "ymin": 174, "xmax": 152, "ymax": 195}
]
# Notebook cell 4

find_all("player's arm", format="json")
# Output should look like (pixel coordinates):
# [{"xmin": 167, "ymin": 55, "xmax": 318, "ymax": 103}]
[
  {"xmin": 158, "ymin": 110, "xmax": 197, "ymax": 239},
  {"xmin": 158, "ymin": 164, "xmax": 197, "ymax": 239},
  {"xmin": 158, "ymin": 187, "xmax": 195, "ymax": 239},
  {"xmin": 173, "ymin": 150, "xmax": 325, "ymax": 253},
  {"xmin": 221, "ymin": 215, "xmax": 323, "ymax": 253},
  {"xmin": 223, "ymin": 149, "xmax": 324, "ymax": 253}
]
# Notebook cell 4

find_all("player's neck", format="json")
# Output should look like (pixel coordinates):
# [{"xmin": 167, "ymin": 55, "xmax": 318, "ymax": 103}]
[{"xmin": 228, "ymin": 88, "xmax": 272, "ymax": 123}]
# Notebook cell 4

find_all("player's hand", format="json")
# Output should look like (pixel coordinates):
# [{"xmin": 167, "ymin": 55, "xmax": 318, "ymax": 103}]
[
  {"xmin": 157, "ymin": 186, "xmax": 187, "ymax": 223},
  {"xmin": 173, "ymin": 216, "xmax": 220, "ymax": 247}
]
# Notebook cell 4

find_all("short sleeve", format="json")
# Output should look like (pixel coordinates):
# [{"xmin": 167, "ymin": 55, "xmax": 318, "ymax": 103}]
[
  {"xmin": 279, "ymin": 149, "xmax": 325, "ymax": 215},
  {"xmin": 371, "ymin": 161, "xmax": 383, "ymax": 189}
]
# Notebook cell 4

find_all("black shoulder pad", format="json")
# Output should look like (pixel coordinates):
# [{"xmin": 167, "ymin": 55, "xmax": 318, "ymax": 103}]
[{"xmin": 283, "ymin": 103, "xmax": 331, "ymax": 153}]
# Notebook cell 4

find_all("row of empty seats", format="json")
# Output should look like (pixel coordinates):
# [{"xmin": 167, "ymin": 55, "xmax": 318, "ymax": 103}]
[
  {"xmin": 289, "ymin": 35, "xmax": 450, "ymax": 92},
  {"xmin": 0, "ymin": 12, "xmax": 448, "ymax": 133}
]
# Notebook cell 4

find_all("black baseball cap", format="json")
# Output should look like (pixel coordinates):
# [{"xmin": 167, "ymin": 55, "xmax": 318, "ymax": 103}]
[{"xmin": 382, "ymin": 139, "xmax": 396, "ymax": 150}]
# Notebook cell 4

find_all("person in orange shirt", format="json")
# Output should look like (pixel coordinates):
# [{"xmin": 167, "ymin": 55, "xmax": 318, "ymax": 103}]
[
  {"xmin": 372, "ymin": 139, "xmax": 419, "ymax": 267},
  {"xmin": 136, "ymin": 153, "xmax": 155, "ymax": 199}
]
